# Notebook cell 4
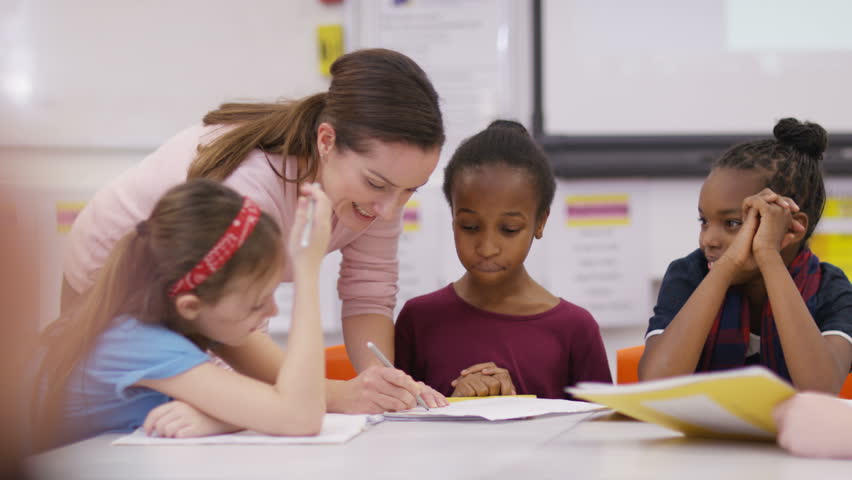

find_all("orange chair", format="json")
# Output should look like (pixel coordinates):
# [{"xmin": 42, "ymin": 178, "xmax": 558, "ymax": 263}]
[
  {"xmin": 841, "ymin": 374, "xmax": 852, "ymax": 400},
  {"xmin": 325, "ymin": 344, "xmax": 358, "ymax": 380},
  {"xmin": 616, "ymin": 344, "xmax": 852, "ymax": 399},
  {"xmin": 616, "ymin": 345, "xmax": 645, "ymax": 384}
]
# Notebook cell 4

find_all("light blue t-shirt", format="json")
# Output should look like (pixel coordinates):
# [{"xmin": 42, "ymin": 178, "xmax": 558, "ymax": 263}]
[{"xmin": 58, "ymin": 315, "xmax": 209, "ymax": 445}]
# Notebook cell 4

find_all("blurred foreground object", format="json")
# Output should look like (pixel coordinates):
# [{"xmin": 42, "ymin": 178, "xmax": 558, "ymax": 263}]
[{"xmin": 0, "ymin": 185, "xmax": 38, "ymax": 479}]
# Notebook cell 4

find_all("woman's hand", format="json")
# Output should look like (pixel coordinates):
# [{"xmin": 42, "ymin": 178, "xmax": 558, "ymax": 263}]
[
  {"xmin": 451, "ymin": 362, "xmax": 516, "ymax": 397},
  {"xmin": 416, "ymin": 382, "xmax": 449, "ymax": 408},
  {"xmin": 142, "ymin": 400, "xmax": 239, "ymax": 438},
  {"xmin": 336, "ymin": 366, "xmax": 447, "ymax": 413},
  {"xmin": 287, "ymin": 182, "xmax": 332, "ymax": 272}
]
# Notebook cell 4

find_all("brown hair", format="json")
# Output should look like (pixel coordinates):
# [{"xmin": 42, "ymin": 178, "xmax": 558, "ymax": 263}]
[
  {"xmin": 31, "ymin": 179, "xmax": 281, "ymax": 451},
  {"xmin": 187, "ymin": 48, "xmax": 445, "ymax": 183}
]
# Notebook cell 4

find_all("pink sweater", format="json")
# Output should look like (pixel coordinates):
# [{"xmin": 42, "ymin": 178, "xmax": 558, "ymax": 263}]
[{"xmin": 64, "ymin": 124, "xmax": 401, "ymax": 319}]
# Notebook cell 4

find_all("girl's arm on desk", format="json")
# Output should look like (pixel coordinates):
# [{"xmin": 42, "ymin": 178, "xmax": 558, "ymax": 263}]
[{"xmin": 775, "ymin": 392, "xmax": 852, "ymax": 458}]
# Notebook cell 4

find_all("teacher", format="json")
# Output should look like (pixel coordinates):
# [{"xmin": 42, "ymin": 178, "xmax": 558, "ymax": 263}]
[{"xmin": 61, "ymin": 48, "xmax": 446, "ymax": 414}]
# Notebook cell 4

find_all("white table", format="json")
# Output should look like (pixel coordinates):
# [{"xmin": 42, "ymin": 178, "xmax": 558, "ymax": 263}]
[{"xmin": 27, "ymin": 414, "xmax": 851, "ymax": 480}]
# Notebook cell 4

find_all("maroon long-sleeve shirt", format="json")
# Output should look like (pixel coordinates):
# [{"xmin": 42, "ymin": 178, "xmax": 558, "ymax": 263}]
[{"xmin": 395, "ymin": 284, "xmax": 612, "ymax": 399}]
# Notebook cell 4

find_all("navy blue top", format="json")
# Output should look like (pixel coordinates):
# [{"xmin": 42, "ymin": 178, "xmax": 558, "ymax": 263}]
[{"xmin": 647, "ymin": 249, "xmax": 852, "ymax": 343}]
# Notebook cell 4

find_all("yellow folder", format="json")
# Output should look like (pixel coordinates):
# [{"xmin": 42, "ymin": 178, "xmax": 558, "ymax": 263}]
[
  {"xmin": 447, "ymin": 395, "xmax": 536, "ymax": 403},
  {"xmin": 566, "ymin": 366, "xmax": 795, "ymax": 441}
]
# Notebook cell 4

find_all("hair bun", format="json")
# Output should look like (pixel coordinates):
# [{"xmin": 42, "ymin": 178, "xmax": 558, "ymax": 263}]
[
  {"xmin": 773, "ymin": 117, "xmax": 828, "ymax": 158},
  {"xmin": 487, "ymin": 119, "xmax": 529, "ymax": 136}
]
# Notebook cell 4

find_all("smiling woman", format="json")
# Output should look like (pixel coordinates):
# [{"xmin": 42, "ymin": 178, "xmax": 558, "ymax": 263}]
[
  {"xmin": 58, "ymin": 48, "xmax": 448, "ymax": 416},
  {"xmin": 316, "ymin": 133, "xmax": 439, "ymax": 230}
]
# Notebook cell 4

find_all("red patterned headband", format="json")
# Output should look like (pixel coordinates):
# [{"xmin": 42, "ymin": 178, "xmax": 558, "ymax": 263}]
[{"xmin": 168, "ymin": 197, "xmax": 262, "ymax": 297}]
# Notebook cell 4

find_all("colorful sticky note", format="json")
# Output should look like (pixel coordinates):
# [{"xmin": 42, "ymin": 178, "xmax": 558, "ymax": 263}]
[
  {"xmin": 402, "ymin": 199, "xmax": 420, "ymax": 232},
  {"xmin": 56, "ymin": 201, "xmax": 86, "ymax": 234},
  {"xmin": 565, "ymin": 194, "xmax": 630, "ymax": 227}
]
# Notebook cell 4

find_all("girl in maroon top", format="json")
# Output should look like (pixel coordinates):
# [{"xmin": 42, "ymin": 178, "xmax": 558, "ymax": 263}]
[{"xmin": 395, "ymin": 121, "xmax": 611, "ymax": 399}]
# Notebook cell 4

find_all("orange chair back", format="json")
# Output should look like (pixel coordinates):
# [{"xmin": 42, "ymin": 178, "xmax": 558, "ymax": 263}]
[
  {"xmin": 325, "ymin": 344, "xmax": 358, "ymax": 380},
  {"xmin": 840, "ymin": 373, "xmax": 852, "ymax": 400},
  {"xmin": 616, "ymin": 345, "xmax": 645, "ymax": 384},
  {"xmin": 617, "ymin": 343, "xmax": 852, "ymax": 398}
]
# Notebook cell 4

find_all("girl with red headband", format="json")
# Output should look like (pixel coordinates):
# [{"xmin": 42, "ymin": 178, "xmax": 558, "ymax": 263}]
[
  {"xmin": 33, "ymin": 179, "xmax": 332, "ymax": 449},
  {"xmin": 61, "ymin": 49, "xmax": 447, "ymax": 414}
]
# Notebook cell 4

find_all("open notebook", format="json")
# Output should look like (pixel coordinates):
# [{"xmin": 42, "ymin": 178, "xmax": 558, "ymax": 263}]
[
  {"xmin": 566, "ymin": 366, "xmax": 796, "ymax": 440},
  {"xmin": 112, "ymin": 414, "xmax": 370, "ymax": 445},
  {"xmin": 383, "ymin": 396, "xmax": 605, "ymax": 421}
]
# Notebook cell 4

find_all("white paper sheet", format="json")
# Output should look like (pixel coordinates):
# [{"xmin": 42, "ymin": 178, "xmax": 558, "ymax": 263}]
[
  {"xmin": 112, "ymin": 414, "xmax": 369, "ymax": 445},
  {"xmin": 383, "ymin": 397, "xmax": 606, "ymax": 421},
  {"xmin": 641, "ymin": 394, "xmax": 772, "ymax": 439}
]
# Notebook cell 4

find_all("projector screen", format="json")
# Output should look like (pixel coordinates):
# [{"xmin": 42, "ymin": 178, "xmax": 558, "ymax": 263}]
[{"xmin": 542, "ymin": 0, "xmax": 852, "ymax": 136}]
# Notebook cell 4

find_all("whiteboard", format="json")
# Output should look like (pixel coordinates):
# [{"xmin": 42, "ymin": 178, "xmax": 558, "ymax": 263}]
[
  {"xmin": 345, "ymin": 0, "xmax": 531, "ymax": 176},
  {"xmin": 542, "ymin": 0, "xmax": 852, "ymax": 136},
  {"xmin": 1, "ymin": 0, "xmax": 339, "ymax": 149}
]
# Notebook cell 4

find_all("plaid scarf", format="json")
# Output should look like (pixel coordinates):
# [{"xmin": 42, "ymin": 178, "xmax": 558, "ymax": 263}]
[{"xmin": 698, "ymin": 248, "xmax": 822, "ymax": 381}]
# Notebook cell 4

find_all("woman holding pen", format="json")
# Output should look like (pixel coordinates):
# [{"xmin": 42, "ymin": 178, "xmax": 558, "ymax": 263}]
[{"xmin": 60, "ymin": 48, "xmax": 448, "ymax": 413}]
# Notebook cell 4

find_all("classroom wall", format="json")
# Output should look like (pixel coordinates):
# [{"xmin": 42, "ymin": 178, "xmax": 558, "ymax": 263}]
[{"xmin": 6, "ymin": 0, "xmax": 850, "ymax": 379}]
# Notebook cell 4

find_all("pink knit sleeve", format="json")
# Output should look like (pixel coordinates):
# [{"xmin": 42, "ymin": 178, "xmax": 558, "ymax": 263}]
[
  {"xmin": 337, "ymin": 216, "xmax": 402, "ymax": 319},
  {"xmin": 63, "ymin": 125, "xmax": 212, "ymax": 293}
]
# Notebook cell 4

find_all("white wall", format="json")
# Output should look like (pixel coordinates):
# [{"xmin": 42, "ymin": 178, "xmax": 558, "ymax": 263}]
[
  {"xmin": 2, "ymin": 0, "xmax": 343, "ymax": 329},
  {"xmin": 1, "ymin": 0, "xmax": 340, "ymax": 149}
]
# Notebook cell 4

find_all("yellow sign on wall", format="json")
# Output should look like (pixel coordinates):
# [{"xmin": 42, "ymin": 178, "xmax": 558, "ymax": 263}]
[
  {"xmin": 402, "ymin": 199, "xmax": 420, "ymax": 233},
  {"xmin": 823, "ymin": 197, "xmax": 852, "ymax": 219},
  {"xmin": 810, "ymin": 196, "xmax": 852, "ymax": 277},
  {"xmin": 317, "ymin": 24, "xmax": 344, "ymax": 77},
  {"xmin": 565, "ymin": 194, "xmax": 630, "ymax": 227},
  {"xmin": 810, "ymin": 233, "xmax": 852, "ymax": 277}
]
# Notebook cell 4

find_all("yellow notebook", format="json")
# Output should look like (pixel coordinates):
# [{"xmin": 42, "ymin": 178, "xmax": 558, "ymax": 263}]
[
  {"xmin": 566, "ymin": 366, "xmax": 795, "ymax": 441},
  {"xmin": 447, "ymin": 395, "xmax": 536, "ymax": 403}
]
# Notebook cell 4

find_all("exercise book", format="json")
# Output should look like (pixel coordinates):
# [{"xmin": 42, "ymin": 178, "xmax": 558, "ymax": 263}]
[
  {"xmin": 112, "ymin": 414, "xmax": 369, "ymax": 445},
  {"xmin": 383, "ymin": 396, "xmax": 605, "ymax": 421}
]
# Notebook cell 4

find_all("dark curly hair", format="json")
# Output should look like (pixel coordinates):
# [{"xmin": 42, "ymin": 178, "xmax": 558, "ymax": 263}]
[
  {"xmin": 442, "ymin": 120, "xmax": 555, "ymax": 220},
  {"xmin": 714, "ymin": 117, "xmax": 828, "ymax": 241}
]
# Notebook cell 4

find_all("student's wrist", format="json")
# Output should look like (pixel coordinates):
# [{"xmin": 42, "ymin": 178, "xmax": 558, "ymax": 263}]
[
  {"xmin": 709, "ymin": 256, "xmax": 740, "ymax": 283},
  {"xmin": 325, "ymin": 378, "xmax": 351, "ymax": 414},
  {"xmin": 292, "ymin": 262, "xmax": 321, "ymax": 281},
  {"xmin": 753, "ymin": 248, "xmax": 783, "ymax": 269}
]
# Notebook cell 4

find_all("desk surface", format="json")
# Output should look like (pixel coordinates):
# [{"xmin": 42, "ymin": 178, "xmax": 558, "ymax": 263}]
[{"xmin": 27, "ymin": 414, "xmax": 850, "ymax": 480}]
